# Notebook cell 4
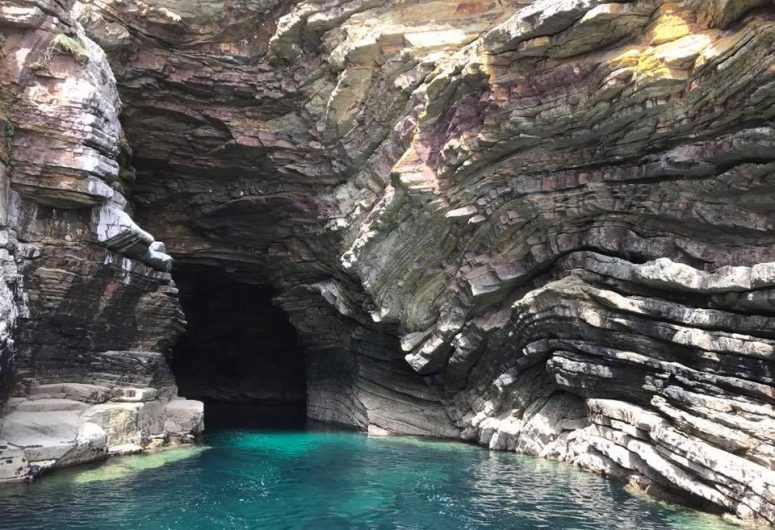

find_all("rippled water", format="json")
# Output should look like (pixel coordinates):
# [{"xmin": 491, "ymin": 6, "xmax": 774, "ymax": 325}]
[{"xmin": 0, "ymin": 428, "xmax": 735, "ymax": 529}]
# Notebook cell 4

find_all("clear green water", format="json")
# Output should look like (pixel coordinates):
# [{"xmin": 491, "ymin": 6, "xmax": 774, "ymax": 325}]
[{"xmin": 0, "ymin": 428, "xmax": 736, "ymax": 529}]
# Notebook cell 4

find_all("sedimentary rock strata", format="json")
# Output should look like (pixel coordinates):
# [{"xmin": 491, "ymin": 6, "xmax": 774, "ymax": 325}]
[
  {"xmin": 2, "ymin": 0, "xmax": 775, "ymax": 524},
  {"xmin": 0, "ymin": 0, "xmax": 203, "ymax": 477}
]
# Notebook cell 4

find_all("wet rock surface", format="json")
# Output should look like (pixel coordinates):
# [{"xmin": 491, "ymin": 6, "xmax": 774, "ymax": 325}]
[{"xmin": 1, "ymin": 0, "xmax": 775, "ymax": 524}]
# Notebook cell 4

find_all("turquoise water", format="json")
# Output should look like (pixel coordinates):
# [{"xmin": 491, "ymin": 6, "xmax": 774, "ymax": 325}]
[{"xmin": 0, "ymin": 428, "xmax": 735, "ymax": 529}]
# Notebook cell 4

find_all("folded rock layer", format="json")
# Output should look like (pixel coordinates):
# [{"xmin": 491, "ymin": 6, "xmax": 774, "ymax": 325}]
[{"xmin": 2, "ymin": 0, "xmax": 775, "ymax": 524}]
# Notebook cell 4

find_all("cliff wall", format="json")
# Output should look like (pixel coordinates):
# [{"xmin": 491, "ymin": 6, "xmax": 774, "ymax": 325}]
[
  {"xmin": 0, "ymin": 0, "xmax": 203, "ymax": 480},
  {"xmin": 1, "ymin": 0, "xmax": 775, "ymax": 523}
]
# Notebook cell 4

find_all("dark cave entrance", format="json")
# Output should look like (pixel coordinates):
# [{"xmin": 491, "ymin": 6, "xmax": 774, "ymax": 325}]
[{"xmin": 170, "ymin": 264, "xmax": 307, "ymax": 428}]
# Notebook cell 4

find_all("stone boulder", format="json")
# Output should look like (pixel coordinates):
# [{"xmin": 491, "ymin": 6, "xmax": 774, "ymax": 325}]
[{"xmin": 163, "ymin": 400, "xmax": 204, "ymax": 440}]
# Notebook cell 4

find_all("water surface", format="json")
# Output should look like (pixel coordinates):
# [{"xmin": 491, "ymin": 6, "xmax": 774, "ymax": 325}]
[{"xmin": 0, "ymin": 428, "xmax": 736, "ymax": 529}]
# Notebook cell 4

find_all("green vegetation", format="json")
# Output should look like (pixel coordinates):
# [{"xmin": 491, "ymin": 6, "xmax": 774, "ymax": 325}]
[
  {"xmin": 0, "ymin": 100, "xmax": 13, "ymax": 157},
  {"xmin": 31, "ymin": 32, "xmax": 89, "ymax": 70},
  {"xmin": 4, "ymin": 121, "xmax": 13, "ymax": 152},
  {"xmin": 51, "ymin": 33, "xmax": 89, "ymax": 62}
]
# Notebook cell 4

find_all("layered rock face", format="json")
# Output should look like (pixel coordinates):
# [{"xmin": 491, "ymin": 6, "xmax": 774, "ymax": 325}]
[
  {"xmin": 0, "ymin": 0, "xmax": 203, "ymax": 479},
  {"xmin": 3, "ymin": 0, "xmax": 775, "ymax": 524}
]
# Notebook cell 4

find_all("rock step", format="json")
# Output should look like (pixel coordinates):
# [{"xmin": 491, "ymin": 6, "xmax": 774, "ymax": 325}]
[
  {"xmin": 0, "ymin": 390, "xmax": 205, "ymax": 481},
  {"xmin": 26, "ymin": 383, "xmax": 110, "ymax": 404},
  {"xmin": 14, "ymin": 399, "xmax": 90, "ymax": 413},
  {"xmin": 0, "ymin": 411, "xmax": 85, "ymax": 462},
  {"xmin": 112, "ymin": 387, "xmax": 158, "ymax": 402}
]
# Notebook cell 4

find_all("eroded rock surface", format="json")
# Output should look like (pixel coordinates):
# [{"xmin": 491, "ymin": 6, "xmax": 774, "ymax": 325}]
[
  {"xmin": 0, "ymin": 0, "xmax": 202, "ymax": 477},
  {"xmin": 1, "ymin": 360, "xmax": 204, "ymax": 477},
  {"xmin": 2, "ymin": 0, "xmax": 775, "ymax": 524}
]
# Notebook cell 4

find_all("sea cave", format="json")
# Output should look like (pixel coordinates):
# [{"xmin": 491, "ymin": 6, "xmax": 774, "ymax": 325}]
[{"xmin": 1, "ymin": 0, "xmax": 775, "ymax": 528}]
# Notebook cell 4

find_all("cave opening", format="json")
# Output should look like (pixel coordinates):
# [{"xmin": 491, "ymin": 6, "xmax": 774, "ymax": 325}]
[{"xmin": 170, "ymin": 264, "xmax": 307, "ymax": 429}]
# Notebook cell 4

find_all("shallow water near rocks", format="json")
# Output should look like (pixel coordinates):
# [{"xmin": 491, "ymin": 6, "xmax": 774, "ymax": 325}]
[{"xmin": 0, "ymin": 427, "xmax": 736, "ymax": 529}]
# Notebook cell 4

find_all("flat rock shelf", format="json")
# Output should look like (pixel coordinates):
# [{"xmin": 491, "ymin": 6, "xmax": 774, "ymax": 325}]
[{"xmin": 0, "ymin": 428, "xmax": 737, "ymax": 530}]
